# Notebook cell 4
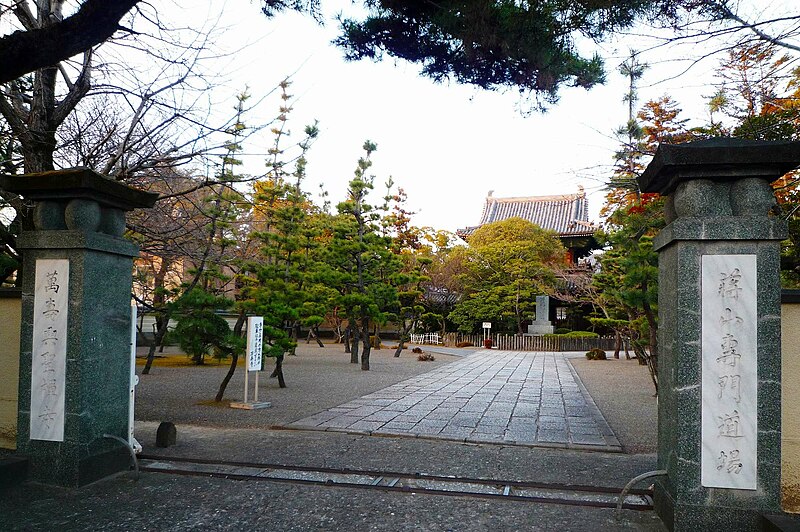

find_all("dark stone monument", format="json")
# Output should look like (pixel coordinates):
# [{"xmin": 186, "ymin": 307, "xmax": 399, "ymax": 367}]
[
  {"xmin": 638, "ymin": 139, "xmax": 800, "ymax": 530},
  {"xmin": 156, "ymin": 421, "xmax": 177, "ymax": 448},
  {"xmin": 1, "ymin": 168, "xmax": 157, "ymax": 487}
]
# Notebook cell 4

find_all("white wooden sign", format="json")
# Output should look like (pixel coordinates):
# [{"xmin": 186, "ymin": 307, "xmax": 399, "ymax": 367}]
[
  {"xmin": 247, "ymin": 317, "xmax": 264, "ymax": 372},
  {"xmin": 30, "ymin": 259, "xmax": 69, "ymax": 442},
  {"xmin": 701, "ymin": 254, "xmax": 757, "ymax": 490},
  {"xmin": 482, "ymin": 322, "xmax": 492, "ymax": 329}
]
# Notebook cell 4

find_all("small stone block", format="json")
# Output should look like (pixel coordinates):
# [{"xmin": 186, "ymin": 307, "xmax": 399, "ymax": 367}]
[
  {"xmin": 229, "ymin": 401, "xmax": 272, "ymax": 410},
  {"xmin": 156, "ymin": 422, "xmax": 177, "ymax": 448}
]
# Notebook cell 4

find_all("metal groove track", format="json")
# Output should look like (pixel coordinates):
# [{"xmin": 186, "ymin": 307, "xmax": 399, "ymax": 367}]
[{"xmin": 138, "ymin": 454, "xmax": 652, "ymax": 511}]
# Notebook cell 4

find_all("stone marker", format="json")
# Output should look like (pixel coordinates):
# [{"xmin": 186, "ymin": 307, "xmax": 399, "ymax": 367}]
[
  {"xmin": 156, "ymin": 421, "xmax": 177, "ymax": 448},
  {"xmin": 638, "ymin": 138, "xmax": 800, "ymax": 530},
  {"xmin": 1, "ymin": 168, "xmax": 157, "ymax": 487},
  {"xmin": 526, "ymin": 295, "xmax": 554, "ymax": 335}
]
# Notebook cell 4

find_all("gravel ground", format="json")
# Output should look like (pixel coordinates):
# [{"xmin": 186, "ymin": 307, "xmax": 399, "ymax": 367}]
[
  {"xmin": 136, "ymin": 344, "xmax": 657, "ymax": 454},
  {"xmin": 3, "ymin": 347, "xmax": 667, "ymax": 531},
  {"xmin": 134, "ymin": 343, "xmax": 463, "ymax": 428},
  {"xmin": 569, "ymin": 356, "xmax": 658, "ymax": 454},
  {"xmin": 2, "ymin": 471, "xmax": 666, "ymax": 532}
]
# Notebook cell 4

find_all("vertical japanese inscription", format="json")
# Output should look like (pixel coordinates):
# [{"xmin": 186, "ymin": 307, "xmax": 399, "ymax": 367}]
[
  {"xmin": 247, "ymin": 317, "xmax": 264, "ymax": 372},
  {"xmin": 30, "ymin": 259, "xmax": 69, "ymax": 441},
  {"xmin": 701, "ymin": 255, "xmax": 757, "ymax": 489}
]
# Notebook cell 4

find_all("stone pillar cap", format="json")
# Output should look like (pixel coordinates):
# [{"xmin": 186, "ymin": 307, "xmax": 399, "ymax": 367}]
[
  {"xmin": 0, "ymin": 167, "xmax": 158, "ymax": 210},
  {"xmin": 638, "ymin": 138, "xmax": 800, "ymax": 195}
]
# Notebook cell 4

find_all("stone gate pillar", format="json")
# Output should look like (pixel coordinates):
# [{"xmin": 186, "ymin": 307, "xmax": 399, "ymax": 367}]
[
  {"xmin": 1, "ymin": 168, "xmax": 156, "ymax": 487},
  {"xmin": 638, "ymin": 139, "xmax": 800, "ymax": 530}
]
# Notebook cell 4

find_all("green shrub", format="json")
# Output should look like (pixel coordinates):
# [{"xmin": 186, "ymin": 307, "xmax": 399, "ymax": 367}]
[
  {"xmin": 172, "ymin": 288, "xmax": 234, "ymax": 365},
  {"xmin": 585, "ymin": 348, "xmax": 607, "ymax": 360},
  {"xmin": 543, "ymin": 331, "xmax": 599, "ymax": 339},
  {"xmin": 554, "ymin": 328, "xmax": 571, "ymax": 335},
  {"xmin": 566, "ymin": 331, "xmax": 598, "ymax": 338}
]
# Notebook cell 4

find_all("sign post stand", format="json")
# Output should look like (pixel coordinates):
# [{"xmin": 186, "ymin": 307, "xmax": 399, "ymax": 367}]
[
  {"xmin": 230, "ymin": 317, "xmax": 271, "ymax": 410},
  {"xmin": 129, "ymin": 303, "xmax": 142, "ymax": 453},
  {"xmin": 482, "ymin": 321, "xmax": 492, "ymax": 349}
]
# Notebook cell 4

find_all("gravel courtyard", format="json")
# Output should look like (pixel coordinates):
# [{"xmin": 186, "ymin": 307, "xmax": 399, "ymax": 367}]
[{"xmin": 134, "ymin": 343, "xmax": 657, "ymax": 453}]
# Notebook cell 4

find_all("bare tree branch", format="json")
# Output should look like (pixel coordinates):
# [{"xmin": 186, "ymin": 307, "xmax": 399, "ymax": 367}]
[
  {"xmin": 713, "ymin": 4, "xmax": 800, "ymax": 54},
  {"xmin": 53, "ymin": 50, "xmax": 92, "ymax": 125}
]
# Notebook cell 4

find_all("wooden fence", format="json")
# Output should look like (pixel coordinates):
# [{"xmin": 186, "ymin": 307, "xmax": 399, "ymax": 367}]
[{"xmin": 439, "ymin": 333, "xmax": 617, "ymax": 352}]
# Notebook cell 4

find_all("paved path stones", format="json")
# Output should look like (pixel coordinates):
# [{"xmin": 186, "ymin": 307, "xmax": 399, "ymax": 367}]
[{"xmin": 287, "ymin": 350, "xmax": 621, "ymax": 451}]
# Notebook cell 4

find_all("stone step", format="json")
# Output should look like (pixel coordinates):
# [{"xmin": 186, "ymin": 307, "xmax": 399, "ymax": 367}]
[
  {"xmin": 761, "ymin": 512, "xmax": 800, "ymax": 532},
  {"xmin": 0, "ymin": 455, "xmax": 28, "ymax": 488}
]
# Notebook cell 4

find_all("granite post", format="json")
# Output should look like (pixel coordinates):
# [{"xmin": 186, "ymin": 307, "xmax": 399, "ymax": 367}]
[
  {"xmin": 638, "ymin": 139, "xmax": 800, "ymax": 530},
  {"xmin": 2, "ymin": 168, "xmax": 157, "ymax": 487},
  {"xmin": 526, "ymin": 295, "xmax": 555, "ymax": 335}
]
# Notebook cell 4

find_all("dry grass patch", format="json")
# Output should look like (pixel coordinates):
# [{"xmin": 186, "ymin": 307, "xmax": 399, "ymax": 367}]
[{"xmin": 135, "ymin": 355, "xmax": 245, "ymax": 368}]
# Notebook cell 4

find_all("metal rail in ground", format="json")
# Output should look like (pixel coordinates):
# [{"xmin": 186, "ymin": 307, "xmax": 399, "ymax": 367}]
[{"xmin": 138, "ymin": 455, "xmax": 653, "ymax": 511}]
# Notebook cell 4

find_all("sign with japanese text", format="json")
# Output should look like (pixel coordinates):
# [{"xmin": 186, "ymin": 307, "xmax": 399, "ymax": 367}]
[
  {"xmin": 30, "ymin": 259, "xmax": 69, "ymax": 442},
  {"xmin": 701, "ymin": 254, "xmax": 757, "ymax": 490},
  {"xmin": 247, "ymin": 317, "xmax": 264, "ymax": 372}
]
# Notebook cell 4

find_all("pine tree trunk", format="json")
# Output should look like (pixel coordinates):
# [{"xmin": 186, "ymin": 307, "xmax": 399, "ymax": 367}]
[
  {"xmin": 312, "ymin": 326, "xmax": 324, "ymax": 347},
  {"xmin": 344, "ymin": 327, "xmax": 351, "ymax": 353},
  {"xmin": 142, "ymin": 311, "xmax": 170, "ymax": 375},
  {"xmin": 215, "ymin": 312, "xmax": 246, "ymax": 402},
  {"xmin": 289, "ymin": 322, "xmax": 299, "ymax": 355},
  {"xmin": 361, "ymin": 320, "xmax": 371, "ymax": 371},
  {"xmin": 274, "ymin": 354, "xmax": 286, "ymax": 388},
  {"xmin": 613, "ymin": 331, "xmax": 621, "ymax": 359},
  {"xmin": 351, "ymin": 331, "xmax": 360, "ymax": 364},
  {"xmin": 140, "ymin": 261, "xmax": 171, "ymax": 375},
  {"xmin": 395, "ymin": 322, "xmax": 411, "ymax": 357}
]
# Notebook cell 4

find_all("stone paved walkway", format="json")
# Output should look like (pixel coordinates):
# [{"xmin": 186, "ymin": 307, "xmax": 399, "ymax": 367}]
[{"xmin": 287, "ymin": 350, "xmax": 621, "ymax": 451}]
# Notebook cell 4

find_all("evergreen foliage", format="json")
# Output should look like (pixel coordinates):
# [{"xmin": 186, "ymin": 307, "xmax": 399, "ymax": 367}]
[
  {"xmin": 172, "ymin": 288, "xmax": 241, "ymax": 365},
  {"xmin": 447, "ymin": 217, "xmax": 566, "ymax": 334},
  {"xmin": 335, "ymin": 1, "xmax": 687, "ymax": 109}
]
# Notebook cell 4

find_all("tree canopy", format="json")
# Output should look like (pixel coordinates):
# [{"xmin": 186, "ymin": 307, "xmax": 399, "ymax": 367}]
[
  {"xmin": 448, "ymin": 217, "xmax": 566, "ymax": 334},
  {"xmin": 8, "ymin": 1, "xmax": 800, "ymax": 109}
]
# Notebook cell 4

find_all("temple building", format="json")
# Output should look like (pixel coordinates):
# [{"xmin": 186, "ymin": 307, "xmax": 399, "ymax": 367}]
[
  {"xmin": 456, "ymin": 186, "xmax": 597, "ymax": 264},
  {"xmin": 455, "ymin": 186, "xmax": 598, "ymax": 332}
]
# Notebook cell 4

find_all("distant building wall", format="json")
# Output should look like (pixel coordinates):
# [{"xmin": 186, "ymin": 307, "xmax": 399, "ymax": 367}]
[
  {"xmin": 783, "ymin": 293, "xmax": 800, "ymax": 513},
  {"xmin": 0, "ymin": 290, "xmax": 21, "ymax": 450}
]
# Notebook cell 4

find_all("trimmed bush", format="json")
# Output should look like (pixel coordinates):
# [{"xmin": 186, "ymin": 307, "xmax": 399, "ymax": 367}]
[
  {"xmin": 456, "ymin": 341, "xmax": 474, "ymax": 348},
  {"xmin": 554, "ymin": 328, "xmax": 571, "ymax": 335},
  {"xmin": 566, "ymin": 331, "xmax": 599, "ymax": 338},
  {"xmin": 585, "ymin": 348, "xmax": 607, "ymax": 360},
  {"xmin": 544, "ymin": 331, "xmax": 599, "ymax": 339}
]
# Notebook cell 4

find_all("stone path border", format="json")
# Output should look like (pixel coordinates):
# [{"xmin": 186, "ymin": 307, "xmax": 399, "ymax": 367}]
[{"xmin": 284, "ymin": 350, "xmax": 622, "ymax": 452}]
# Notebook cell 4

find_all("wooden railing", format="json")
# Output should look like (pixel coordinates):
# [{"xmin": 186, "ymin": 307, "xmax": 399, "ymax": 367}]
[
  {"xmin": 410, "ymin": 333, "xmax": 442, "ymax": 345},
  {"xmin": 438, "ymin": 332, "xmax": 616, "ymax": 352}
]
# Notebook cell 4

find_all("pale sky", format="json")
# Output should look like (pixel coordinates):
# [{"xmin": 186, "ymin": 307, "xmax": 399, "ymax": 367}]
[{"xmin": 163, "ymin": 1, "xmax": 799, "ymax": 233}]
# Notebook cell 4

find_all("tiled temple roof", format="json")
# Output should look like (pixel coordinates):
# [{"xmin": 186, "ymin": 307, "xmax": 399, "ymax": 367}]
[{"xmin": 457, "ymin": 187, "xmax": 596, "ymax": 239}]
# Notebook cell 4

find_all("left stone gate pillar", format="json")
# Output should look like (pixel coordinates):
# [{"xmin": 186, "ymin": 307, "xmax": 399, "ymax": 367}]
[{"xmin": 1, "ymin": 168, "xmax": 157, "ymax": 487}]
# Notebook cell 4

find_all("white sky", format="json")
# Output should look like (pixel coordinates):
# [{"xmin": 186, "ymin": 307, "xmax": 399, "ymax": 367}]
[{"xmin": 167, "ymin": 0, "xmax": 799, "ymax": 233}]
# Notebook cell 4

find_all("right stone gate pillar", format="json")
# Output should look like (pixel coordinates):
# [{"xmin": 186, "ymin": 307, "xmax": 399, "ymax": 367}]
[{"xmin": 638, "ymin": 138, "xmax": 800, "ymax": 531}]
